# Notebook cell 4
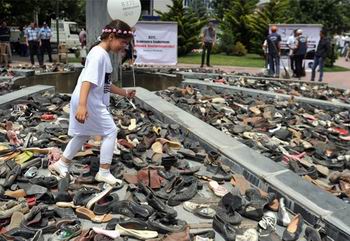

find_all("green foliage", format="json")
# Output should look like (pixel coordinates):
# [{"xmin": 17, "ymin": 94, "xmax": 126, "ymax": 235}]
[
  {"xmin": 156, "ymin": 0, "xmax": 207, "ymax": 56},
  {"xmin": 325, "ymin": 41, "xmax": 338, "ymax": 67},
  {"xmin": 221, "ymin": 0, "xmax": 258, "ymax": 51},
  {"xmin": 218, "ymin": 31, "xmax": 236, "ymax": 55},
  {"xmin": 231, "ymin": 41, "xmax": 247, "ymax": 56},
  {"xmin": 287, "ymin": 0, "xmax": 350, "ymax": 35}
]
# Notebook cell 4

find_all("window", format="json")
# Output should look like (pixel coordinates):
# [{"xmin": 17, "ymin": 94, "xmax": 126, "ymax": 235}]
[{"xmin": 69, "ymin": 24, "xmax": 79, "ymax": 35}]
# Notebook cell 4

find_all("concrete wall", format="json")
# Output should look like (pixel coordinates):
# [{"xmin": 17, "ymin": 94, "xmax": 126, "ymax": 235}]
[{"xmin": 86, "ymin": 0, "xmax": 120, "ymax": 82}]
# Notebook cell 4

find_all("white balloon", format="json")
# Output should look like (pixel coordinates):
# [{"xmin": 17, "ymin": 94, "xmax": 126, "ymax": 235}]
[{"xmin": 107, "ymin": 0, "xmax": 141, "ymax": 27}]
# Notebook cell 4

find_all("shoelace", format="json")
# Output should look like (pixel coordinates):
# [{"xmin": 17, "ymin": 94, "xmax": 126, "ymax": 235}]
[{"xmin": 259, "ymin": 215, "xmax": 276, "ymax": 231}]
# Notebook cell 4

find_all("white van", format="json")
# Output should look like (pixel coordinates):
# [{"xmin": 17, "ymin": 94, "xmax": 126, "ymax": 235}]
[{"xmin": 51, "ymin": 19, "xmax": 80, "ymax": 52}]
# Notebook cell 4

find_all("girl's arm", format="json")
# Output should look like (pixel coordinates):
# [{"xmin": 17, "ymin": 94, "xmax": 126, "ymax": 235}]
[
  {"xmin": 110, "ymin": 84, "xmax": 136, "ymax": 98},
  {"xmin": 75, "ymin": 81, "xmax": 91, "ymax": 123}
]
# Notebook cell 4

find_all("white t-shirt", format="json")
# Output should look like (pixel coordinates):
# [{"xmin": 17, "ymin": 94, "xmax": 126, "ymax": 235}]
[
  {"xmin": 287, "ymin": 35, "xmax": 296, "ymax": 55},
  {"xmin": 68, "ymin": 45, "xmax": 117, "ymax": 136}
]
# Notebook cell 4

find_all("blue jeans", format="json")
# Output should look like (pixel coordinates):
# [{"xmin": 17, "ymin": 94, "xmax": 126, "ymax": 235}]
[
  {"xmin": 268, "ymin": 54, "xmax": 280, "ymax": 76},
  {"xmin": 311, "ymin": 56, "xmax": 324, "ymax": 81}
]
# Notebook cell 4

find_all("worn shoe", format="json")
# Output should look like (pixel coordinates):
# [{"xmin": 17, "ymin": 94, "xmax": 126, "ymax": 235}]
[
  {"xmin": 95, "ymin": 172, "xmax": 123, "ymax": 187},
  {"xmin": 282, "ymin": 214, "xmax": 303, "ymax": 241},
  {"xmin": 212, "ymin": 215, "xmax": 236, "ymax": 241}
]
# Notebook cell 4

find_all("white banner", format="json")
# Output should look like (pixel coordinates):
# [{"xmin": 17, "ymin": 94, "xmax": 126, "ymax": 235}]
[{"xmin": 134, "ymin": 22, "xmax": 178, "ymax": 65}]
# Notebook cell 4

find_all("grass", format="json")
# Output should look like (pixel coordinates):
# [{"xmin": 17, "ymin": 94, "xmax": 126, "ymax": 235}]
[
  {"xmin": 178, "ymin": 53, "xmax": 265, "ymax": 68},
  {"xmin": 178, "ymin": 53, "xmax": 350, "ymax": 72},
  {"xmin": 324, "ymin": 65, "xmax": 350, "ymax": 72}
]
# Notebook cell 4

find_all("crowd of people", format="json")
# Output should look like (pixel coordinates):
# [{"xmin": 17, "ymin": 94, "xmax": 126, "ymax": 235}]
[{"xmin": 263, "ymin": 25, "xmax": 330, "ymax": 82}]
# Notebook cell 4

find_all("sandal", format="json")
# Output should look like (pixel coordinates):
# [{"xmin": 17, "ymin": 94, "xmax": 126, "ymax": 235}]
[
  {"xmin": 76, "ymin": 207, "xmax": 112, "ymax": 223},
  {"xmin": 208, "ymin": 180, "xmax": 228, "ymax": 197}
]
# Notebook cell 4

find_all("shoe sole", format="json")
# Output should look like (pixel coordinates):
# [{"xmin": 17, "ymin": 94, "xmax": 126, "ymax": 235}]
[{"xmin": 95, "ymin": 174, "xmax": 123, "ymax": 187}]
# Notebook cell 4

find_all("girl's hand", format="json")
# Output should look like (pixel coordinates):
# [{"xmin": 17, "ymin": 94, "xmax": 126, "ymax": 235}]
[
  {"xmin": 126, "ymin": 89, "xmax": 136, "ymax": 99},
  {"xmin": 75, "ymin": 105, "xmax": 88, "ymax": 123}
]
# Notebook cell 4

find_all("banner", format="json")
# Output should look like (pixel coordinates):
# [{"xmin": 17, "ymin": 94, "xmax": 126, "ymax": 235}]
[{"xmin": 134, "ymin": 22, "xmax": 178, "ymax": 65}]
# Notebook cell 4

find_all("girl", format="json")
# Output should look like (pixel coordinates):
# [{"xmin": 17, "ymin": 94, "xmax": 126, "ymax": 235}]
[{"xmin": 49, "ymin": 20, "xmax": 136, "ymax": 186}]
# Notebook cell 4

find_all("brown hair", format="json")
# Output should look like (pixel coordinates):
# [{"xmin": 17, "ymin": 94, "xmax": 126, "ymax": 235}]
[{"xmin": 90, "ymin": 19, "xmax": 133, "ymax": 51}]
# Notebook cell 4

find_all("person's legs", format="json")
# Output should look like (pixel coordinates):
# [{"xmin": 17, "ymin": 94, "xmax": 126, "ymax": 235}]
[
  {"xmin": 201, "ymin": 44, "xmax": 207, "ymax": 67},
  {"xmin": 206, "ymin": 43, "xmax": 212, "ymax": 66},
  {"xmin": 295, "ymin": 55, "xmax": 302, "ymax": 78},
  {"xmin": 36, "ymin": 42, "xmax": 43, "ymax": 66},
  {"xmin": 95, "ymin": 131, "xmax": 121, "ymax": 185},
  {"xmin": 40, "ymin": 41, "xmax": 46, "ymax": 63},
  {"xmin": 47, "ymin": 41, "xmax": 52, "ymax": 62},
  {"xmin": 311, "ymin": 56, "xmax": 319, "ymax": 81},
  {"xmin": 268, "ymin": 54, "xmax": 275, "ymax": 76},
  {"xmin": 5, "ymin": 42, "xmax": 12, "ymax": 62},
  {"xmin": 48, "ymin": 135, "xmax": 90, "ymax": 177},
  {"xmin": 275, "ymin": 55, "xmax": 280, "ymax": 77},
  {"xmin": 28, "ymin": 42, "xmax": 35, "ymax": 65},
  {"xmin": 318, "ymin": 57, "xmax": 324, "ymax": 82}
]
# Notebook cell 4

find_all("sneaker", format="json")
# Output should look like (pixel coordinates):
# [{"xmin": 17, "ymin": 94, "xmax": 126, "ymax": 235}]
[
  {"xmin": 258, "ymin": 211, "xmax": 277, "ymax": 239},
  {"xmin": 95, "ymin": 172, "xmax": 123, "ymax": 186}
]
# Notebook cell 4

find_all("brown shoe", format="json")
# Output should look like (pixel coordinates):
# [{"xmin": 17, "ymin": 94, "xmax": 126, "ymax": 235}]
[{"xmin": 74, "ymin": 229, "xmax": 95, "ymax": 241}]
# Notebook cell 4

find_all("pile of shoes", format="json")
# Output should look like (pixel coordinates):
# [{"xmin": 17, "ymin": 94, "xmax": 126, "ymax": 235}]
[
  {"xmin": 158, "ymin": 86, "xmax": 350, "ymax": 202},
  {"xmin": 0, "ymin": 91, "xmax": 328, "ymax": 241},
  {"xmin": 198, "ymin": 75, "xmax": 350, "ymax": 104}
]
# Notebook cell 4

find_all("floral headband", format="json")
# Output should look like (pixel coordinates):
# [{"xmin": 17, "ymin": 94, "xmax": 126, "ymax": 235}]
[{"xmin": 102, "ymin": 29, "xmax": 132, "ymax": 34}]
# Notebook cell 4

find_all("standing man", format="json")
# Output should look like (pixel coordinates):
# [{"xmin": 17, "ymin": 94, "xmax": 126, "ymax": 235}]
[
  {"xmin": 79, "ymin": 28, "xmax": 87, "ymax": 47},
  {"xmin": 39, "ymin": 22, "xmax": 52, "ymax": 63},
  {"xmin": 0, "ymin": 21, "xmax": 12, "ymax": 63},
  {"xmin": 201, "ymin": 22, "xmax": 216, "ymax": 68},
  {"xmin": 287, "ymin": 29, "xmax": 297, "ymax": 77},
  {"xmin": 294, "ymin": 29, "xmax": 307, "ymax": 79},
  {"xmin": 266, "ymin": 25, "xmax": 281, "ymax": 77},
  {"xmin": 311, "ymin": 30, "xmax": 330, "ymax": 82},
  {"xmin": 25, "ymin": 22, "xmax": 43, "ymax": 66}
]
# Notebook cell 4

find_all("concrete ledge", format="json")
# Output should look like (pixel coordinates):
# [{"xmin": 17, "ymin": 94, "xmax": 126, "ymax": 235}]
[
  {"xmin": 133, "ymin": 87, "xmax": 350, "ymax": 241},
  {"xmin": 183, "ymin": 79, "xmax": 350, "ymax": 110},
  {"xmin": 177, "ymin": 71, "xmax": 327, "ymax": 86},
  {"xmin": 0, "ymin": 85, "xmax": 55, "ymax": 108},
  {"xmin": 10, "ymin": 69, "xmax": 35, "ymax": 77}
]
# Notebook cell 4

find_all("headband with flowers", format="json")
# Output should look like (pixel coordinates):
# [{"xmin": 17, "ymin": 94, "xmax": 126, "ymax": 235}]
[{"xmin": 102, "ymin": 29, "xmax": 133, "ymax": 34}]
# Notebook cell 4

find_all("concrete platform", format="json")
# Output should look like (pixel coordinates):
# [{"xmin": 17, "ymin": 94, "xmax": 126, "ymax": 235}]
[
  {"xmin": 133, "ymin": 87, "xmax": 350, "ymax": 241},
  {"xmin": 0, "ymin": 85, "xmax": 55, "ymax": 108},
  {"xmin": 183, "ymin": 79, "xmax": 350, "ymax": 110}
]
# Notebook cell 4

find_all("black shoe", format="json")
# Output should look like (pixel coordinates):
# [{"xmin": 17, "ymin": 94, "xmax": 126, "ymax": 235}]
[
  {"xmin": 140, "ymin": 183, "xmax": 177, "ymax": 219},
  {"xmin": 147, "ymin": 213, "xmax": 187, "ymax": 234},
  {"xmin": 216, "ymin": 206, "xmax": 242, "ymax": 225},
  {"xmin": 30, "ymin": 176, "xmax": 58, "ymax": 188},
  {"xmin": 213, "ymin": 215, "xmax": 236, "ymax": 241},
  {"xmin": 72, "ymin": 189, "xmax": 97, "ymax": 206},
  {"xmin": 156, "ymin": 176, "xmax": 184, "ymax": 200},
  {"xmin": 167, "ymin": 178, "xmax": 199, "ymax": 206},
  {"xmin": 111, "ymin": 200, "xmax": 154, "ymax": 219},
  {"xmin": 282, "ymin": 214, "xmax": 303, "ymax": 241},
  {"xmin": 304, "ymin": 227, "xmax": 322, "ymax": 241},
  {"xmin": 3, "ymin": 164, "xmax": 21, "ymax": 188},
  {"xmin": 93, "ymin": 193, "xmax": 119, "ymax": 215}
]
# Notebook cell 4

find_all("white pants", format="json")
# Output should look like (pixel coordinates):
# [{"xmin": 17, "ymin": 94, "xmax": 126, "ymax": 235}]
[{"xmin": 63, "ymin": 131, "xmax": 117, "ymax": 165}]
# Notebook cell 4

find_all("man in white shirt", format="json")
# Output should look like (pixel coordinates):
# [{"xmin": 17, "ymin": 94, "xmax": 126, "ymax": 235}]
[{"xmin": 287, "ymin": 29, "xmax": 297, "ymax": 77}]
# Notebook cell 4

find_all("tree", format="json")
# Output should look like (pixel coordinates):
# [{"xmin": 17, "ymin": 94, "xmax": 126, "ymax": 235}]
[
  {"xmin": 248, "ymin": 0, "xmax": 292, "ymax": 53},
  {"xmin": 288, "ymin": 0, "xmax": 350, "ymax": 34},
  {"xmin": 212, "ymin": 0, "xmax": 233, "ymax": 20},
  {"xmin": 220, "ymin": 0, "xmax": 258, "ymax": 51},
  {"xmin": 156, "ymin": 0, "xmax": 207, "ymax": 56}
]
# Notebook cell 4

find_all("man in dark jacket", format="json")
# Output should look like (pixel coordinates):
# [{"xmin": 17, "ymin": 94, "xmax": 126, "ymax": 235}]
[
  {"xmin": 0, "ymin": 21, "xmax": 12, "ymax": 63},
  {"xmin": 311, "ymin": 30, "xmax": 330, "ymax": 82},
  {"xmin": 294, "ymin": 29, "xmax": 307, "ymax": 79},
  {"xmin": 266, "ymin": 25, "xmax": 281, "ymax": 77}
]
